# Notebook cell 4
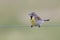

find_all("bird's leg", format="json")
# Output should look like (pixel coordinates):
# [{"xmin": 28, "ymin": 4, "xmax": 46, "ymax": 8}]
[
  {"xmin": 38, "ymin": 25, "xmax": 40, "ymax": 28},
  {"xmin": 31, "ymin": 25, "xmax": 33, "ymax": 28}
]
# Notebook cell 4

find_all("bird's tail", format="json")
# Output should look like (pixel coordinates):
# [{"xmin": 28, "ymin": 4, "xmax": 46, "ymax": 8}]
[{"xmin": 44, "ymin": 19, "xmax": 50, "ymax": 21}]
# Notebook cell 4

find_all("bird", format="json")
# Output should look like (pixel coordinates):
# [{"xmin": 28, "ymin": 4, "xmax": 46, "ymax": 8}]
[{"xmin": 29, "ymin": 12, "xmax": 50, "ymax": 28}]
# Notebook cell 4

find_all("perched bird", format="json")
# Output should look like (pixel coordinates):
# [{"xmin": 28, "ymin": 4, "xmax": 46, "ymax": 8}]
[{"xmin": 29, "ymin": 12, "xmax": 50, "ymax": 28}]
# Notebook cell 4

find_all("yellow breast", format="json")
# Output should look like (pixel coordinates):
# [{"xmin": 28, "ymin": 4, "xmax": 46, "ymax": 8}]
[{"xmin": 30, "ymin": 18, "xmax": 36, "ymax": 25}]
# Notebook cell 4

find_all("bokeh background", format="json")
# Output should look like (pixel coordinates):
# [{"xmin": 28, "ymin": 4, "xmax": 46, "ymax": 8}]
[{"xmin": 0, "ymin": 0, "xmax": 60, "ymax": 40}]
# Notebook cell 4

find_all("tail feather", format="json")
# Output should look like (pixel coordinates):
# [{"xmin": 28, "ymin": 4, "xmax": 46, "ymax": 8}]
[{"xmin": 44, "ymin": 19, "xmax": 50, "ymax": 21}]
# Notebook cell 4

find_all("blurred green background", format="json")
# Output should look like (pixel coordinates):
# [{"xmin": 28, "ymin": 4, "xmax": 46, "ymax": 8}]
[{"xmin": 0, "ymin": 0, "xmax": 60, "ymax": 40}]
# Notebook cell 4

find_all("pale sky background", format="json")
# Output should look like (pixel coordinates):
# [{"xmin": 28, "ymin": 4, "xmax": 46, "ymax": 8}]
[
  {"xmin": 0, "ymin": 0, "xmax": 60, "ymax": 25},
  {"xmin": 0, "ymin": 0, "xmax": 60, "ymax": 40}
]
